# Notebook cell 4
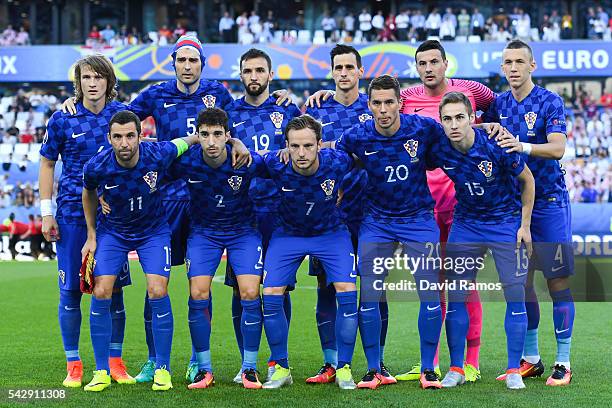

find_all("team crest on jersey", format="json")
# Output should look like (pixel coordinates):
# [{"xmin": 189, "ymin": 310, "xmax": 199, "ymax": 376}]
[
  {"xmin": 202, "ymin": 94, "xmax": 217, "ymax": 108},
  {"xmin": 143, "ymin": 171, "xmax": 158, "ymax": 192},
  {"xmin": 228, "ymin": 175, "xmax": 243, "ymax": 192},
  {"xmin": 270, "ymin": 112, "xmax": 284, "ymax": 134},
  {"xmin": 185, "ymin": 258, "xmax": 191, "ymax": 274},
  {"xmin": 478, "ymin": 161, "xmax": 493, "ymax": 179},
  {"xmin": 358, "ymin": 113, "xmax": 372, "ymax": 122},
  {"xmin": 404, "ymin": 139, "xmax": 419, "ymax": 162},
  {"xmin": 59, "ymin": 269, "xmax": 65, "ymax": 284},
  {"xmin": 524, "ymin": 112, "xmax": 537, "ymax": 130},
  {"xmin": 321, "ymin": 179, "xmax": 335, "ymax": 200}
]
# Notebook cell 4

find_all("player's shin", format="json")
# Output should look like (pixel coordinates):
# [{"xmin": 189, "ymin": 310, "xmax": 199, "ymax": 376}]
[
  {"xmin": 523, "ymin": 285, "xmax": 540, "ymax": 363},
  {"xmin": 504, "ymin": 285, "xmax": 528, "ymax": 370},
  {"xmin": 143, "ymin": 293, "xmax": 156, "ymax": 362},
  {"xmin": 551, "ymin": 288, "xmax": 574, "ymax": 367},
  {"xmin": 418, "ymin": 299, "xmax": 443, "ymax": 371},
  {"xmin": 90, "ymin": 297, "xmax": 112, "ymax": 372},
  {"xmin": 358, "ymin": 299, "xmax": 381, "ymax": 371},
  {"xmin": 263, "ymin": 294, "xmax": 289, "ymax": 368},
  {"xmin": 335, "ymin": 291, "xmax": 358, "ymax": 368},
  {"xmin": 109, "ymin": 290, "xmax": 126, "ymax": 358},
  {"xmin": 188, "ymin": 298, "xmax": 212, "ymax": 372},
  {"xmin": 149, "ymin": 295, "xmax": 174, "ymax": 370},
  {"xmin": 316, "ymin": 285, "xmax": 338, "ymax": 366},
  {"xmin": 445, "ymin": 301, "xmax": 469, "ymax": 369},
  {"xmin": 231, "ymin": 291, "xmax": 245, "ymax": 359},
  {"xmin": 465, "ymin": 289, "xmax": 482, "ymax": 368},
  {"xmin": 58, "ymin": 289, "xmax": 82, "ymax": 362},
  {"xmin": 241, "ymin": 298, "xmax": 263, "ymax": 371}
]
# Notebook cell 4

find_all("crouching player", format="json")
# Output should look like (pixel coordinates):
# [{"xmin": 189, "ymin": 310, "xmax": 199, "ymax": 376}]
[
  {"xmin": 167, "ymin": 107, "xmax": 265, "ymax": 389},
  {"xmin": 429, "ymin": 92, "xmax": 535, "ymax": 389},
  {"xmin": 261, "ymin": 115, "xmax": 359, "ymax": 389},
  {"xmin": 80, "ymin": 111, "xmax": 196, "ymax": 391}
]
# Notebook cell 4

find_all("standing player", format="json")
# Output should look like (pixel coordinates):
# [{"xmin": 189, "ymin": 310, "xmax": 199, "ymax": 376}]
[
  {"xmin": 332, "ymin": 75, "xmax": 446, "ymax": 390},
  {"xmin": 40, "ymin": 55, "xmax": 134, "ymax": 387},
  {"xmin": 167, "ymin": 108, "xmax": 265, "ymax": 390},
  {"xmin": 429, "ymin": 92, "xmax": 535, "ymax": 389},
  {"xmin": 260, "ymin": 115, "xmax": 359, "ymax": 390},
  {"xmin": 225, "ymin": 48, "xmax": 301, "ymax": 382},
  {"xmin": 488, "ymin": 40, "xmax": 574, "ymax": 386},
  {"xmin": 303, "ymin": 44, "xmax": 376, "ymax": 384},
  {"xmin": 80, "ymin": 111, "xmax": 196, "ymax": 392}
]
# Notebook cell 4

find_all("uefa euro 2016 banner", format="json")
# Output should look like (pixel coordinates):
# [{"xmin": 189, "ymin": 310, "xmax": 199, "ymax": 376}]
[{"xmin": 0, "ymin": 41, "xmax": 609, "ymax": 82}]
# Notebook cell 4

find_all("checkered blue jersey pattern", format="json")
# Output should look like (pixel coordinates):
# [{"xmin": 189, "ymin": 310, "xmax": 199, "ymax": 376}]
[
  {"xmin": 263, "ymin": 149, "xmax": 353, "ymax": 236},
  {"xmin": 306, "ymin": 93, "xmax": 372, "ymax": 222},
  {"xmin": 168, "ymin": 145, "xmax": 268, "ymax": 231},
  {"xmin": 82, "ymin": 141, "xmax": 178, "ymax": 239},
  {"xmin": 483, "ymin": 85, "xmax": 568, "ymax": 208},
  {"xmin": 129, "ymin": 79, "xmax": 233, "ymax": 201},
  {"xmin": 428, "ymin": 128, "xmax": 525, "ymax": 223},
  {"xmin": 40, "ymin": 101, "xmax": 127, "ymax": 225},
  {"xmin": 336, "ymin": 114, "xmax": 443, "ymax": 222},
  {"xmin": 227, "ymin": 96, "xmax": 301, "ymax": 212}
]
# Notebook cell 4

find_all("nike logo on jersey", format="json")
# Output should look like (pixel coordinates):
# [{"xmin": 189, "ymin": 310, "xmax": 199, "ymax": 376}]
[
  {"xmin": 364, "ymin": 150, "xmax": 379, "ymax": 156},
  {"xmin": 321, "ymin": 122, "xmax": 334, "ymax": 127},
  {"xmin": 156, "ymin": 312, "xmax": 170, "ymax": 318},
  {"xmin": 104, "ymin": 184, "xmax": 119, "ymax": 190},
  {"xmin": 164, "ymin": 102, "xmax": 177, "ymax": 108},
  {"xmin": 282, "ymin": 187, "xmax": 296, "ymax": 192},
  {"xmin": 244, "ymin": 320, "xmax": 261, "ymax": 326},
  {"xmin": 555, "ymin": 328, "xmax": 570, "ymax": 334},
  {"xmin": 500, "ymin": 114, "xmax": 509, "ymax": 119},
  {"xmin": 343, "ymin": 312, "xmax": 358, "ymax": 317},
  {"xmin": 72, "ymin": 132, "xmax": 86, "ymax": 139},
  {"xmin": 414, "ymin": 108, "xmax": 424, "ymax": 112},
  {"xmin": 233, "ymin": 121, "xmax": 246, "ymax": 127},
  {"xmin": 187, "ymin": 179, "xmax": 203, "ymax": 184},
  {"xmin": 443, "ymin": 165, "xmax": 455, "ymax": 170}
]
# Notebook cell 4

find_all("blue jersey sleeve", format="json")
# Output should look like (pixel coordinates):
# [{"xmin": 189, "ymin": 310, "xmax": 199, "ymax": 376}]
[
  {"xmin": 336, "ymin": 125, "xmax": 358, "ymax": 155},
  {"xmin": 249, "ymin": 152, "xmax": 270, "ymax": 178},
  {"xmin": 159, "ymin": 141, "xmax": 180, "ymax": 168},
  {"xmin": 40, "ymin": 112, "xmax": 64, "ymax": 161},
  {"xmin": 545, "ymin": 95, "xmax": 567, "ymax": 135},
  {"xmin": 82, "ymin": 159, "xmax": 99, "ymax": 191},
  {"xmin": 500, "ymin": 149, "xmax": 525, "ymax": 177},
  {"xmin": 481, "ymin": 99, "xmax": 498, "ymax": 123},
  {"xmin": 287, "ymin": 103, "xmax": 302, "ymax": 120},
  {"xmin": 128, "ymin": 86, "xmax": 155, "ymax": 120}
]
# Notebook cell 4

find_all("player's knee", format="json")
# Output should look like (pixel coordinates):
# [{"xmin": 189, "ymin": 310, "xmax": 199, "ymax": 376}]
[
  {"xmin": 239, "ymin": 285, "xmax": 259, "ymax": 300},
  {"xmin": 263, "ymin": 286, "xmax": 285, "ymax": 295},
  {"xmin": 547, "ymin": 277, "xmax": 569, "ymax": 293},
  {"xmin": 147, "ymin": 285, "xmax": 168, "ymax": 299},
  {"xmin": 93, "ymin": 285, "xmax": 113, "ymax": 299},
  {"xmin": 334, "ymin": 282, "xmax": 357, "ymax": 293},
  {"xmin": 190, "ymin": 286, "xmax": 210, "ymax": 300}
]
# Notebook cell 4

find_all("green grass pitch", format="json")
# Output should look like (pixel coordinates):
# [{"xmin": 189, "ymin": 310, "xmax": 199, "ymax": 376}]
[{"xmin": 1, "ymin": 260, "xmax": 610, "ymax": 407}]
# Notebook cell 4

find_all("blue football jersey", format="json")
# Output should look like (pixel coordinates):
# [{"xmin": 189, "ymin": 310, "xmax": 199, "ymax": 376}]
[
  {"xmin": 40, "ymin": 101, "xmax": 127, "ymax": 225},
  {"xmin": 168, "ymin": 145, "xmax": 268, "ymax": 231},
  {"xmin": 336, "ymin": 114, "xmax": 444, "ymax": 222},
  {"xmin": 429, "ymin": 128, "xmax": 525, "ymax": 223},
  {"xmin": 226, "ymin": 96, "xmax": 301, "ymax": 212},
  {"xmin": 483, "ymin": 85, "xmax": 568, "ymax": 208},
  {"xmin": 306, "ymin": 93, "xmax": 372, "ymax": 223},
  {"xmin": 263, "ymin": 149, "xmax": 353, "ymax": 236},
  {"xmin": 129, "ymin": 79, "xmax": 234, "ymax": 201},
  {"xmin": 83, "ymin": 141, "xmax": 178, "ymax": 239}
]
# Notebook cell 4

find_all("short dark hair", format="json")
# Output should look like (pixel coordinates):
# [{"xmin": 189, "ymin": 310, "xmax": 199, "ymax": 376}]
[
  {"xmin": 504, "ymin": 39, "xmax": 534, "ymax": 61},
  {"xmin": 415, "ymin": 40, "xmax": 447, "ymax": 61},
  {"xmin": 73, "ymin": 55, "xmax": 118, "ymax": 103},
  {"xmin": 367, "ymin": 74, "xmax": 400, "ymax": 101},
  {"xmin": 285, "ymin": 114, "xmax": 322, "ymax": 142},
  {"xmin": 240, "ymin": 48, "xmax": 272, "ymax": 71},
  {"xmin": 330, "ymin": 44, "xmax": 362, "ymax": 68},
  {"xmin": 439, "ymin": 91, "xmax": 474, "ymax": 117},
  {"xmin": 109, "ymin": 110, "xmax": 141, "ymax": 135},
  {"xmin": 197, "ymin": 107, "xmax": 229, "ymax": 132}
]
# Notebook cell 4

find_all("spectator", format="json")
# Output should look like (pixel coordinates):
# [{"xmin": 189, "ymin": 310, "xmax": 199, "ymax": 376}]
[
  {"xmin": 440, "ymin": 13, "xmax": 456, "ymax": 40},
  {"xmin": 157, "ymin": 25, "xmax": 172, "ymax": 45},
  {"xmin": 87, "ymin": 25, "xmax": 100, "ymax": 45},
  {"xmin": 492, "ymin": 8, "xmax": 509, "ymax": 31},
  {"xmin": 18, "ymin": 154, "xmax": 29, "ymax": 172},
  {"xmin": 471, "ymin": 8, "xmax": 485, "ymax": 38},
  {"xmin": 14, "ymin": 26, "xmax": 30, "ymax": 45},
  {"xmin": 262, "ymin": 11, "xmax": 275, "ymax": 43},
  {"xmin": 358, "ymin": 8, "xmax": 373, "ymax": 41},
  {"xmin": 587, "ymin": 112, "xmax": 605, "ymax": 139},
  {"xmin": 100, "ymin": 24, "xmax": 115, "ymax": 44},
  {"xmin": 109, "ymin": 33, "xmax": 124, "ymax": 47},
  {"xmin": 561, "ymin": 11, "xmax": 573, "ymax": 39},
  {"xmin": 492, "ymin": 25, "xmax": 512, "ymax": 42},
  {"xmin": 343, "ymin": 12, "xmax": 356, "ymax": 40},
  {"xmin": 550, "ymin": 10, "xmax": 561, "ymax": 27},
  {"xmin": 581, "ymin": 180, "xmax": 598, "ymax": 202},
  {"xmin": 173, "ymin": 22, "xmax": 186, "ymax": 41},
  {"xmin": 395, "ymin": 10, "xmax": 410, "ymax": 41},
  {"xmin": 410, "ymin": 10, "xmax": 426, "ymax": 41},
  {"xmin": 321, "ymin": 12, "xmax": 337, "ymax": 43},
  {"xmin": 425, "ymin": 8, "xmax": 441, "ymax": 37},
  {"xmin": 442, "ymin": 8, "xmax": 457, "ymax": 31},
  {"xmin": 457, "ymin": 8, "xmax": 470, "ymax": 37},
  {"xmin": 378, "ymin": 14, "xmax": 397, "ymax": 42},
  {"xmin": 236, "ymin": 11, "xmax": 249, "ymax": 44},
  {"xmin": 249, "ymin": 11, "xmax": 262, "ymax": 43},
  {"xmin": 7, "ymin": 213, "xmax": 30, "ymax": 259},
  {"xmin": 219, "ymin": 11, "xmax": 235, "ymax": 43},
  {"xmin": 372, "ymin": 10, "xmax": 385, "ymax": 39},
  {"xmin": 542, "ymin": 15, "xmax": 561, "ymax": 42},
  {"xmin": 597, "ymin": 6, "xmax": 609, "ymax": 27},
  {"xmin": 1, "ymin": 24, "xmax": 16, "ymax": 45},
  {"xmin": 127, "ymin": 26, "xmax": 141, "ymax": 45},
  {"xmin": 516, "ymin": 9, "xmax": 531, "ymax": 40}
]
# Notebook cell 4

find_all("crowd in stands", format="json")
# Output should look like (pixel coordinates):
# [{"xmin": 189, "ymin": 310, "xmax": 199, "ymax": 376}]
[
  {"xmin": 0, "ymin": 24, "xmax": 30, "ymax": 45},
  {"xmin": 85, "ymin": 22, "xmax": 192, "ymax": 47}
]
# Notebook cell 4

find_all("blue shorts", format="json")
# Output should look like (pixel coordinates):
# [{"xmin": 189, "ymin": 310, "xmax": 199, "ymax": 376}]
[
  {"xmin": 530, "ymin": 205, "xmax": 574, "ymax": 279},
  {"xmin": 94, "ymin": 225, "xmax": 171, "ymax": 279},
  {"xmin": 163, "ymin": 200, "xmax": 190, "ymax": 266},
  {"xmin": 186, "ymin": 228, "xmax": 263, "ymax": 280},
  {"xmin": 57, "ymin": 223, "xmax": 131, "ymax": 291},
  {"xmin": 309, "ymin": 219, "xmax": 361, "ymax": 278},
  {"xmin": 224, "ymin": 210, "xmax": 279, "ymax": 287},
  {"xmin": 445, "ymin": 219, "xmax": 528, "ymax": 298},
  {"xmin": 358, "ymin": 213, "xmax": 440, "ymax": 301},
  {"xmin": 263, "ymin": 227, "xmax": 356, "ymax": 288}
]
